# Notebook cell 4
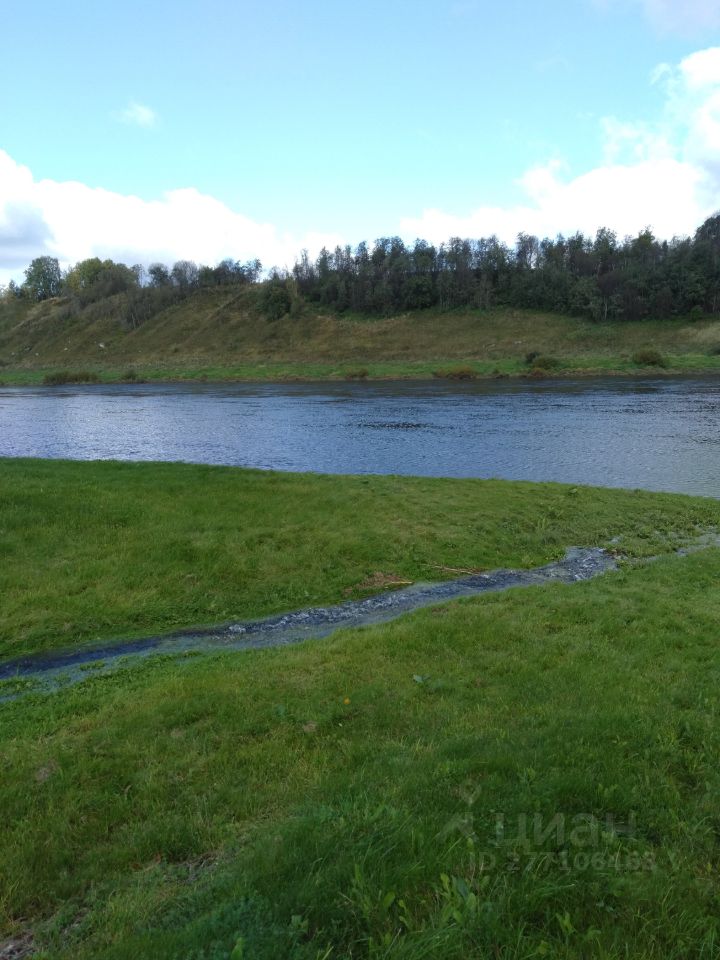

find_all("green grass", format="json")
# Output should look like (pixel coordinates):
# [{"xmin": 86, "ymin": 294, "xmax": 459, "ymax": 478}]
[
  {"xmin": 1, "ymin": 459, "xmax": 718, "ymax": 662},
  {"xmin": 6, "ymin": 355, "xmax": 720, "ymax": 386},
  {"xmin": 4, "ymin": 549, "xmax": 720, "ymax": 957},
  {"xmin": 4, "ymin": 463, "xmax": 720, "ymax": 957},
  {"xmin": 5, "ymin": 289, "xmax": 720, "ymax": 383}
]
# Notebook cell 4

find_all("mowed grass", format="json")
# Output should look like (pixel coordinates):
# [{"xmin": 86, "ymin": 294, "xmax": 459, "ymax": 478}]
[
  {"xmin": 1, "ymin": 459, "xmax": 719, "ymax": 661},
  {"xmin": 4, "ymin": 547, "xmax": 720, "ymax": 957}
]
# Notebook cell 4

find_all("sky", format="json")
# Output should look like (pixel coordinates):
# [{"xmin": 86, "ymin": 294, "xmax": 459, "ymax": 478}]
[{"xmin": 1, "ymin": 0, "xmax": 720, "ymax": 284}]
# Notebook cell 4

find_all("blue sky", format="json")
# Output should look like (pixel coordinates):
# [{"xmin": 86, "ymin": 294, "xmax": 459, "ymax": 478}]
[{"xmin": 2, "ymin": 0, "xmax": 720, "ymax": 280}]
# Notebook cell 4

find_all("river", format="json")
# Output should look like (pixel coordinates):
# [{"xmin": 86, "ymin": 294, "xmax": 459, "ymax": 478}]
[{"xmin": 1, "ymin": 376, "xmax": 719, "ymax": 496}]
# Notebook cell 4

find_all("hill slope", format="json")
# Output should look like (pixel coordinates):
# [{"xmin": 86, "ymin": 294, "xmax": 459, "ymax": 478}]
[{"xmin": 2, "ymin": 287, "xmax": 720, "ymax": 382}]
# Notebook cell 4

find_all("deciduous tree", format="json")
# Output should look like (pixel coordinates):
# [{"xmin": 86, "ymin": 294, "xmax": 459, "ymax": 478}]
[{"xmin": 23, "ymin": 256, "xmax": 62, "ymax": 301}]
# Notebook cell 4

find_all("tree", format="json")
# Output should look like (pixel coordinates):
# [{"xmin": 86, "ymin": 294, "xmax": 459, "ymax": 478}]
[
  {"xmin": 64, "ymin": 257, "xmax": 105, "ymax": 292},
  {"xmin": 240, "ymin": 259, "xmax": 262, "ymax": 283},
  {"xmin": 147, "ymin": 263, "xmax": 171, "ymax": 287},
  {"xmin": 515, "ymin": 233, "xmax": 539, "ymax": 271},
  {"xmin": 218, "ymin": 258, "xmax": 262, "ymax": 285},
  {"xmin": 171, "ymin": 260, "xmax": 199, "ymax": 291},
  {"xmin": 23, "ymin": 256, "xmax": 62, "ymax": 300},
  {"xmin": 65, "ymin": 258, "xmax": 137, "ymax": 303},
  {"xmin": 261, "ymin": 277, "xmax": 291, "ymax": 320},
  {"xmin": 693, "ymin": 214, "xmax": 720, "ymax": 312},
  {"xmin": 593, "ymin": 228, "xmax": 617, "ymax": 276},
  {"xmin": 131, "ymin": 263, "xmax": 146, "ymax": 287}
]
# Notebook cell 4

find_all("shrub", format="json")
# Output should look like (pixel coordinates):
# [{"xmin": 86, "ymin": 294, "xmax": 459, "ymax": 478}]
[
  {"xmin": 530, "ymin": 355, "xmax": 560, "ymax": 370},
  {"xmin": 432, "ymin": 366, "xmax": 477, "ymax": 380},
  {"xmin": 689, "ymin": 305, "xmax": 704, "ymax": 322},
  {"xmin": 121, "ymin": 368, "xmax": 139, "ymax": 382},
  {"xmin": 42, "ymin": 370, "xmax": 100, "ymax": 386},
  {"xmin": 525, "ymin": 351, "xmax": 540, "ymax": 365},
  {"xmin": 260, "ymin": 280, "xmax": 291, "ymax": 321},
  {"xmin": 345, "ymin": 369, "xmax": 369, "ymax": 380},
  {"xmin": 631, "ymin": 349, "xmax": 666, "ymax": 367}
]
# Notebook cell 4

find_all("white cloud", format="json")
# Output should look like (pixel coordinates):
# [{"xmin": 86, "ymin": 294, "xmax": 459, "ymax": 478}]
[
  {"xmin": 0, "ymin": 150, "xmax": 342, "ymax": 285},
  {"xmin": 680, "ymin": 47, "xmax": 720, "ymax": 89},
  {"xmin": 660, "ymin": 48, "xmax": 720, "ymax": 176},
  {"xmin": 118, "ymin": 101, "xmax": 157, "ymax": 128},
  {"xmin": 401, "ymin": 47, "xmax": 720, "ymax": 246},
  {"xmin": 600, "ymin": 116, "xmax": 673, "ymax": 164},
  {"xmin": 401, "ymin": 158, "xmax": 708, "ymax": 246},
  {"xmin": 595, "ymin": 0, "xmax": 720, "ymax": 32},
  {"xmin": 639, "ymin": 0, "xmax": 720, "ymax": 31}
]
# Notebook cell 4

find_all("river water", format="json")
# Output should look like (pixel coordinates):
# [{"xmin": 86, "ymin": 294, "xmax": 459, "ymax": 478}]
[{"xmin": 1, "ymin": 377, "xmax": 719, "ymax": 496}]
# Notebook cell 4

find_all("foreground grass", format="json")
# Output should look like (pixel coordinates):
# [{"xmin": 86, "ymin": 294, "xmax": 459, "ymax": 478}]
[
  {"xmin": 4, "ymin": 546, "xmax": 720, "ymax": 957},
  {"xmin": 4, "ymin": 464, "xmax": 720, "ymax": 957},
  {"xmin": 1, "ymin": 459, "xmax": 719, "ymax": 662}
]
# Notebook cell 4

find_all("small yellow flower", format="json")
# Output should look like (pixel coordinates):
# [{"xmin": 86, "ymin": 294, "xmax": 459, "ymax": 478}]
[{"xmin": 343, "ymin": 697, "xmax": 350, "ymax": 705}]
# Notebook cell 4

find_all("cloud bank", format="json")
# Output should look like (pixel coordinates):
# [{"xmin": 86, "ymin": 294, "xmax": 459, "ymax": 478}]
[
  {"xmin": 401, "ymin": 46, "xmax": 720, "ymax": 245},
  {"xmin": 0, "ymin": 151, "xmax": 342, "ymax": 285}
]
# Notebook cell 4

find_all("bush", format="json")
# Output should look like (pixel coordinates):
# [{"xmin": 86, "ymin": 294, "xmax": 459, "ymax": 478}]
[
  {"xmin": 345, "ymin": 369, "xmax": 369, "ymax": 380},
  {"xmin": 120, "ymin": 368, "xmax": 139, "ymax": 382},
  {"xmin": 260, "ymin": 280, "xmax": 292, "ymax": 321},
  {"xmin": 631, "ymin": 349, "xmax": 666, "ymax": 367},
  {"xmin": 432, "ymin": 365, "xmax": 477, "ymax": 380},
  {"xmin": 42, "ymin": 370, "xmax": 100, "ymax": 386},
  {"xmin": 530, "ymin": 355, "xmax": 560, "ymax": 370},
  {"xmin": 689, "ymin": 305, "xmax": 704, "ymax": 322},
  {"xmin": 524, "ymin": 351, "xmax": 540, "ymax": 365}
]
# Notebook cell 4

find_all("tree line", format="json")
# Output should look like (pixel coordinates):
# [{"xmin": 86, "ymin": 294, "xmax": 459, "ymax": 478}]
[
  {"xmin": 284, "ymin": 215, "xmax": 720, "ymax": 322},
  {"xmin": 3, "ymin": 213, "xmax": 720, "ymax": 324},
  {"xmin": 2, "ymin": 256, "xmax": 262, "ymax": 328}
]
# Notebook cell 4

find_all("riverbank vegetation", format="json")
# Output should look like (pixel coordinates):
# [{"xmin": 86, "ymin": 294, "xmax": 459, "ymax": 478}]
[
  {"xmin": 5, "ymin": 294, "xmax": 720, "ymax": 385},
  {"xmin": 2, "ymin": 462, "xmax": 720, "ymax": 957},
  {"xmin": 2, "ymin": 215, "xmax": 720, "ymax": 383}
]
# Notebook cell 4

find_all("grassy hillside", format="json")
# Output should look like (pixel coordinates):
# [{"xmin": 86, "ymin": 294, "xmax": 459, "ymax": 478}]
[
  {"xmin": 3, "ymin": 288, "xmax": 720, "ymax": 382},
  {"xmin": 2, "ymin": 462, "xmax": 720, "ymax": 958}
]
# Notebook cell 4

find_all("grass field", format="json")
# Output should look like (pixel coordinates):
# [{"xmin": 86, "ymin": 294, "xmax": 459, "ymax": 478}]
[
  {"xmin": 4, "ymin": 289, "xmax": 720, "ymax": 383},
  {"xmin": 3, "ymin": 462, "xmax": 720, "ymax": 958},
  {"xmin": 1, "ymin": 458, "xmax": 718, "ymax": 662}
]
